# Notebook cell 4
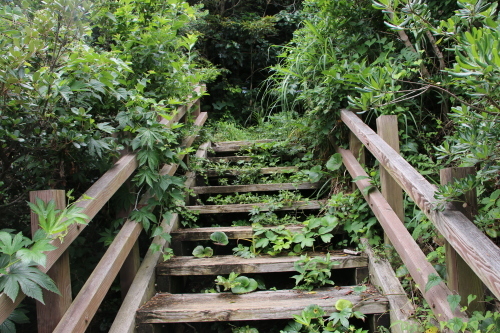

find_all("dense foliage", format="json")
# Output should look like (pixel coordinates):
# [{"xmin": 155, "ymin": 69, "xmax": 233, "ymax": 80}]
[
  {"xmin": 268, "ymin": 0, "xmax": 500, "ymax": 238},
  {"xmin": 0, "ymin": 0, "xmax": 215, "ymax": 329},
  {"xmin": 189, "ymin": 0, "xmax": 303, "ymax": 121}
]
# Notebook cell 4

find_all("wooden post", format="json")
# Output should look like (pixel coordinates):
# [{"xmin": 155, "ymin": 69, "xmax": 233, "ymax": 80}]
[
  {"xmin": 376, "ymin": 116, "xmax": 404, "ymax": 252},
  {"xmin": 349, "ymin": 114, "xmax": 365, "ymax": 192},
  {"xmin": 120, "ymin": 241, "xmax": 140, "ymax": 299},
  {"xmin": 30, "ymin": 190, "xmax": 72, "ymax": 333},
  {"xmin": 440, "ymin": 167, "xmax": 485, "ymax": 312}
]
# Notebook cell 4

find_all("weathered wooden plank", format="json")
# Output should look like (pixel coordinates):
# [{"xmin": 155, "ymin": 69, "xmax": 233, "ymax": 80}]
[
  {"xmin": 207, "ymin": 154, "xmax": 301, "ymax": 163},
  {"xmin": 157, "ymin": 253, "xmax": 367, "ymax": 276},
  {"xmin": 191, "ymin": 182, "xmax": 321, "ymax": 194},
  {"xmin": 337, "ymin": 145, "xmax": 465, "ymax": 321},
  {"xmin": 108, "ymin": 215, "xmax": 180, "ymax": 333},
  {"xmin": 136, "ymin": 286, "xmax": 388, "ymax": 323},
  {"xmin": 341, "ymin": 109, "xmax": 500, "ymax": 300},
  {"xmin": 206, "ymin": 167, "xmax": 298, "ymax": 177},
  {"xmin": 185, "ymin": 200, "xmax": 326, "ymax": 214},
  {"xmin": 30, "ymin": 190, "xmax": 72, "ymax": 333},
  {"xmin": 109, "ymin": 142, "xmax": 211, "ymax": 333},
  {"xmin": 362, "ymin": 239, "xmax": 419, "ymax": 333},
  {"xmin": 212, "ymin": 140, "xmax": 274, "ymax": 152},
  {"xmin": 171, "ymin": 225, "xmax": 304, "ymax": 241},
  {"xmin": 440, "ymin": 167, "xmax": 485, "ymax": 312},
  {"xmin": 376, "ymin": 116, "xmax": 404, "ymax": 256}
]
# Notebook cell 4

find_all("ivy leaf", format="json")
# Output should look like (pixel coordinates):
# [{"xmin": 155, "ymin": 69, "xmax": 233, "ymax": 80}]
[
  {"xmin": 87, "ymin": 137, "xmax": 110, "ymax": 158},
  {"xmin": 169, "ymin": 188, "xmax": 184, "ymax": 202},
  {"xmin": 425, "ymin": 273, "xmax": 443, "ymax": 292},
  {"xmin": 134, "ymin": 168, "xmax": 158, "ymax": 188},
  {"xmin": 0, "ymin": 307, "xmax": 29, "ymax": 333},
  {"xmin": 326, "ymin": 153, "xmax": 343, "ymax": 171},
  {"xmin": 447, "ymin": 294, "xmax": 461, "ymax": 312},
  {"xmin": 0, "ymin": 262, "xmax": 60, "ymax": 304}
]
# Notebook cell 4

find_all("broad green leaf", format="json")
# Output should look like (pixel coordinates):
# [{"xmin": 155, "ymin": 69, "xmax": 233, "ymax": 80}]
[
  {"xmin": 335, "ymin": 299, "xmax": 353, "ymax": 311},
  {"xmin": 192, "ymin": 245, "xmax": 213, "ymax": 258},
  {"xmin": 231, "ymin": 276, "xmax": 258, "ymax": 294},
  {"xmin": 210, "ymin": 231, "xmax": 229, "ymax": 246},
  {"xmin": 326, "ymin": 153, "xmax": 343, "ymax": 171}
]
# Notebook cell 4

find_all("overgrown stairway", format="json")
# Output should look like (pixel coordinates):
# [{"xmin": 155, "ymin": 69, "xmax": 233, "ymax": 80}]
[{"xmin": 135, "ymin": 140, "xmax": 390, "ymax": 332}]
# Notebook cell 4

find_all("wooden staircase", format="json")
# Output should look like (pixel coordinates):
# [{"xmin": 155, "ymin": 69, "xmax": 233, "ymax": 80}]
[{"xmin": 135, "ymin": 140, "xmax": 390, "ymax": 332}]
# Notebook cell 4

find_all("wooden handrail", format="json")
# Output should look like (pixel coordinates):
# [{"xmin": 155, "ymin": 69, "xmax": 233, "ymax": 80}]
[
  {"xmin": 337, "ymin": 146, "xmax": 464, "ymax": 321},
  {"xmin": 0, "ymin": 86, "xmax": 205, "ymax": 325},
  {"xmin": 341, "ymin": 109, "xmax": 500, "ymax": 301},
  {"xmin": 109, "ymin": 141, "xmax": 211, "ymax": 333},
  {"xmin": 52, "ymin": 112, "xmax": 207, "ymax": 332}
]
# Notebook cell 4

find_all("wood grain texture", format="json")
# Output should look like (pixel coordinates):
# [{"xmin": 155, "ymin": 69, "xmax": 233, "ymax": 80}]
[
  {"xmin": 376, "ymin": 116, "xmax": 404, "ymax": 256},
  {"xmin": 157, "ymin": 253, "xmax": 367, "ymax": 276},
  {"xmin": 30, "ymin": 190, "xmax": 72, "ymax": 333},
  {"xmin": 341, "ymin": 109, "xmax": 500, "ymax": 300},
  {"xmin": 191, "ymin": 182, "xmax": 321, "ymax": 194},
  {"xmin": 109, "ymin": 142, "xmax": 210, "ymax": 333},
  {"xmin": 362, "ymin": 239, "xmax": 419, "ymax": 333},
  {"xmin": 53, "ymin": 220, "xmax": 143, "ymax": 333},
  {"xmin": 338, "ymin": 146, "xmax": 465, "ymax": 321},
  {"xmin": 206, "ymin": 167, "xmax": 298, "ymax": 177},
  {"xmin": 211, "ymin": 140, "xmax": 274, "ymax": 152},
  {"xmin": 171, "ymin": 225, "xmax": 305, "ymax": 241},
  {"xmin": 137, "ymin": 286, "xmax": 388, "ymax": 323},
  {"xmin": 185, "ymin": 200, "xmax": 326, "ymax": 214},
  {"xmin": 440, "ymin": 167, "xmax": 485, "ymax": 312}
]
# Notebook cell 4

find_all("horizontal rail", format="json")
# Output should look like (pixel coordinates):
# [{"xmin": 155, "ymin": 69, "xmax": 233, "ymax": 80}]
[
  {"xmin": 53, "ymin": 112, "xmax": 207, "ymax": 332},
  {"xmin": 0, "ymin": 86, "xmax": 204, "ymax": 324},
  {"xmin": 109, "ymin": 142, "xmax": 211, "ymax": 333},
  {"xmin": 341, "ymin": 109, "xmax": 500, "ymax": 300},
  {"xmin": 337, "ymin": 146, "xmax": 464, "ymax": 321}
]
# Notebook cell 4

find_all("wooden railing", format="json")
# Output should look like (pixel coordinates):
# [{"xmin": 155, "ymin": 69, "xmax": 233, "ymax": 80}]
[
  {"xmin": 0, "ymin": 85, "xmax": 207, "ymax": 332},
  {"xmin": 337, "ymin": 110, "xmax": 500, "ymax": 325}
]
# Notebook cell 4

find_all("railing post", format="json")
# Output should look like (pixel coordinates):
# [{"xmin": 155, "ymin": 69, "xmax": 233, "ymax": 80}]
[
  {"xmin": 376, "ymin": 115, "xmax": 404, "ymax": 251},
  {"xmin": 29, "ymin": 190, "xmax": 72, "ymax": 333},
  {"xmin": 440, "ymin": 167, "xmax": 485, "ymax": 312}
]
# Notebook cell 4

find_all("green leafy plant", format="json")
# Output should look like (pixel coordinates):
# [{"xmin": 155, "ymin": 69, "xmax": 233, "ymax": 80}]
[
  {"xmin": 292, "ymin": 253, "xmax": 339, "ymax": 291},
  {"xmin": 0, "ymin": 197, "xmax": 89, "ymax": 304},
  {"xmin": 210, "ymin": 231, "xmax": 229, "ymax": 246},
  {"xmin": 282, "ymin": 302, "xmax": 367, "ymax": 333},
  {"xmin": 214, "ymin": 272, "xmax": 258, "ymax": 294},
  {"xmin": 192, "ymin": 245, "xmax": 214, "ymax": 258}
]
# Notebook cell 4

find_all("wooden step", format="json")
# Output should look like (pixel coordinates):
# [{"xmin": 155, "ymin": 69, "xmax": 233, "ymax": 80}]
[
  {"xmin": 205, "ymin": 166, "xmax": 298, "ymax": 177},
  {"xmin": 171, "ymin": 225, "xmax": 302, "ymax": 241},
  {"xmin": 207, "ymin": 154, "xmax": 302, "ymax": 164},
  {"xmin": 157, "ymin": 253, "xmax": 368, "ymax": 276},
  {"xmin": 136, "ymin": 286, "xmax": 388, "ymax": 324},
  {"xmin": 185, "ymin": 200, "xmax": 326, "ymax": 214},
  {"xmin": 212, "ymin": 140, "xmax": 274, "ymax": 153},
  {"xmin": 191, "ymin": 182, "xmax": 322, "ymax": 194}
]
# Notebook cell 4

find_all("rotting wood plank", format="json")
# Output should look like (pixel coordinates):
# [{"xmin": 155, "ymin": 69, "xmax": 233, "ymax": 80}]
[
  {"xmin": 191, "ymin": 182, "xmax": 321, "ymax": 194},
  {"xmin": 211, "ymin": 139, "xmax": 274, "ymax": 152},
  {"xmin": 206, "ymin": 167, "xmax": 298, "ymax": 177},
  {"xmin": 337, "ymin": 145, "xmax": 465, "ymax": 321},
  {"xmin": 171, "ymin": 225, "xmax": 303, "ymax": 241},
  {"xmin": 109, "ymin": 142, "xmax": 211, "ymax": 333},
  {"xmin": 362, "ymin": 239, "xmax": 419, "ymax": 333},
  {"xmin": 136, "ymin": 286, "xmax": 388, "ymax": 324},
  {"xmin": 207, "ymin": 154, "xmax": 301, "ymax": 164},
  {"xmin": 341, "ymin": 109, "xmax": 500, "ymax": 301},
  {"xmin": 185, "ymin": 200, "xmax": 326, "ymax": 214},
  {"xmin": 157, "ymin": 253, "xmax": 367, "ymax": 276}
]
